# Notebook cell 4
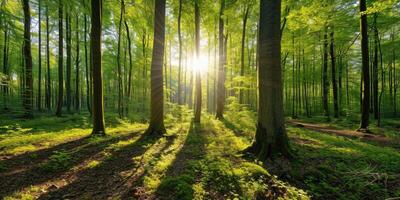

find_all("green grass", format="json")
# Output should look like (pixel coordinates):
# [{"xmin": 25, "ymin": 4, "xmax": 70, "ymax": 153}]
[{"xmin": 1, "ymin": 103, "xmax": 399, "ymax": 199}]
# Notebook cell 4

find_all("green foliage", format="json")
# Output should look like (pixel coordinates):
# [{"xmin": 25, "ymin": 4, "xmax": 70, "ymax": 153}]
[{"xmin": 157, "ymin": 175, "xmax": 195, "ymax": 200}]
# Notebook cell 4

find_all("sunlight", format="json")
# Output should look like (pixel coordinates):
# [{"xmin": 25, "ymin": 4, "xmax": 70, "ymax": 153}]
[{"xmin": 193, "ymin": 55, "xmax": 209, "ymax": 73}]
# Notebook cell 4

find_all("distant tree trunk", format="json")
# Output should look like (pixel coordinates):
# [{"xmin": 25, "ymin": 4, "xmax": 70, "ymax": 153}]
[
  {"xmin": 84, "ymin": 13, "xmax": 91, "ymax": 114},
  {"xmin": 91, "ymin": 0, "xmax": 106, "ymax": 135},
  {"xmin": 330, "ymin": 29, "xmax": 339, "ymax": 118},
  {"xmin": 66, "ymin": 11, "xmax": 72, "ymax": 112},
  {"xmin": 2, "ymin": 27, "xmax": 9, "ymax": 111},
  {"xmin": 125, "ymin": 19, "xmax": 133, "ymax": 114},
  {"xmin": 322, "ymin": 27, "xmax": 330, "ymax": 120},
  {"xmin": 146, "ymin": 0, "xmax": 166, "ymax": 135},
  {"xmin": 56, "ymin": 0, "xmax": 63, "ymax": 117},
  {"xmin": 22, "ymin": 0, "xmax": 33, "ymax": 118},
  {"xmin": 177, "ymin": 0, "xmax": 182, "ymax": 105},
  {"xmin": 216, "ymin": 0, "xmax": 225, "ymax": 119},
  {"xmin": 392, "ymin": 31, "xmax": 397, "ymax": 117},
  {"xmin": 37, "ymin": 0, "xmax": 42, "ymax": 111},
  {"xmin": 372, "ymin": 14, "xmax": 379, "ymax": 120},
  {"xmin": 116, "ymin": 0, "xmax": 124, "ymax": 118},
  {"xmin": 75, "ymin": 15, "xmax": 80, "ymax": 112},
  {"xmin": 359, "ymin": 0, "xmax": 370, "ymax": 131},
  {"xmin": 291, "ymin": 34, "xmax": 295, "ymax": 118},
  {"xmin": 194, "ymin": 1, "xmax": 202, "ymax": 123},
  {"xmin": 246, "ymin": 0, "xmax": 291, "ymax": 159},
  {"xmin": 239, "ymin": 4, "xmax": 250, "ymax": 104},
  {"xmin": 45, "ymin": 3, "xmax": 51, "ymax": 111}
]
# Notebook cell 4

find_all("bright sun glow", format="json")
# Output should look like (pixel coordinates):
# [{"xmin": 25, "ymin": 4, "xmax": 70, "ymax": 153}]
[{"xmin": 193, "ymin": 55, "xmax": 209, "ymax": 73}]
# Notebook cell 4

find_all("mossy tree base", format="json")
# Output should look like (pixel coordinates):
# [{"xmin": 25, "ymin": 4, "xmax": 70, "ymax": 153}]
[{"xmin": 244, "ymin": 123, "xmax": 293, "ymax": 160}]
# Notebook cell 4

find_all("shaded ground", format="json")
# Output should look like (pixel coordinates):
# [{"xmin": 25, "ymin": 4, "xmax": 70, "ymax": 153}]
[{"xmin": 0, "ymin": 113, "xmax": 305, "ymax": 200}]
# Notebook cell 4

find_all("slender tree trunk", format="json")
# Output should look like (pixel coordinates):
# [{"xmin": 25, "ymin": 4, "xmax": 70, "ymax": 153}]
[
  {"xmin": 116, "ymin": 0, "xmax": 124, "ymax": 118},
  {"xmin": 75, "ymin": 15, "xmax": 80, "ymax": 112},
  {"xmin": 239, "ymin": 4, "xmax": 249, "ymax": 104},
  {"xmin": 330, "ymin": 29, "xmax": 339, "ymax": 118},
  {"xmin": 372, "ymin": 14, "xmax": 379, "ymax": 119},
  {"xmin": 45, "ymin": 3, "xmax": 51, "ymax": 111},
  {"xmin": 23, "ymin": 0, "xmax": 33, "ymax": 118},
  {"xmin": 84, "ymin": 13, "xmax": 91, "ymax": 114},
  {"xmin": 2, "ymin": 28, "xmax": 9, "ymax": 111},
  {"xmin": 194, "ymin": 1, "xmax": 202, "ymax": 123},
  {"xmin": 37, "ymin": 0, "xmax": 42, "ymax": 111},
  {"xmin": 66, "ymin": 11, "xmax": 72, "ymax": 112},
  {"xmin": 146, "ymin": 0, "xmax": 166, "ymax": 135},
  {"xmin": 56, "ymin": 0, "xmax": 63, "ymax": 117},
  {"xmin": 246, "ymin": 0, "xmax": 291, "ymax": 159},
  {"xmin": 177, "ymin": 0, "xmax": 182, "ymax": 105},
  {"xmin": 125, "ymin": 19, "xmax": 133, "ymax": 114},
  {"xmin": 322, "ymin": 27, "xmax": 330, "ymax": 120},
  {"xmin": 216, "ymin": 0, "xmax": 226, "ymax": 119},
  {"xmin": 91, "ymin": 0, "xmax": 106, "ymax": 135},
  {"xmin": 359, "ymin": 0, "xmax": 370, "ymax": 130}
]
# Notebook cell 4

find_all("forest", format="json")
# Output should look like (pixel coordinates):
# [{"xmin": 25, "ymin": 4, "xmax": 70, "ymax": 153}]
[{"xmin": 0, "ymin": 0, "xmax": 400, "ymax": 199}]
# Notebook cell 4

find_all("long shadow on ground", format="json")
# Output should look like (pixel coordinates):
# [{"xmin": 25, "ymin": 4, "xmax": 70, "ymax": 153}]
[
  {"xmin": 37, "ymin": 131, "xmax": 164, "ymax": 200},
  {"xmin": 0, "ymin": 131, "xmax": 142, "ymax": 199},
  {"xmin": 154, "ymin": 121, "xmax": 207, "ymax": 200}
]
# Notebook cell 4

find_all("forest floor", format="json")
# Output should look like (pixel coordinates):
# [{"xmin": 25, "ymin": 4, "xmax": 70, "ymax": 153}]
[{"xmin": 1, "ymin": 107, "xmax": 400, "ymax": 200}]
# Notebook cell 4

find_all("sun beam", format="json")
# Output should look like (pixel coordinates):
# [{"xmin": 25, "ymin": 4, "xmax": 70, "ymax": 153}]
[{"xmin": 193, "ymin": 55, "xmax": 209, "ymax": 73}]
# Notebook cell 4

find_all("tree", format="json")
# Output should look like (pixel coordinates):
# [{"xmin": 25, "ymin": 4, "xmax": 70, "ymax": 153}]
[
  {"xmin": 23, "ymin": 0, "xmax": 33, "ymax": 118},
  {"xmin": 75, "ymin": 14, "xmax": 80, "ymax": 112},
  {"xmin": 194, "ymin": 0, "xmax": 202, "ymax": 123},
  {"xmin": 322, "ymin": 27, "xmax": 330, "ymax": 120},
  {"xmin": 55, "ymin": 0, "xmax": 63, "ymax": 117},
  {"xmin": 145, "ymin": 0, "xmax": 166, "ymax": 135},
  {"xmin": 239, "ymin": 2, "xmax": 250, "ymax": 104},
  {"xmin": 37, "ymin": 0, "xmax": 42, "ymax": 111},
  {"xmin": 45, "ymin": 2, "xmax": 51, "ymax": 111},
  {"xmin": 177, "ymin": 0, "xmax": 182, "ymax": 105},
  {"xmin": 330, "ymin": 29, "xmax": 339, "ymax": 118},
  {"xmin": 216, "ymin": 0, "xmax": 225, "ymax": 119},
  {"xmin": 359, "ymin": 0, "xmax": 370, "ymax": 131},
  {"xmin": 91, "ymin": 0, "xmax": 106, "ymax": 135},
  {"xmin": 245, "ymin": 0, "xmax": 291, "ymax": 159},
  {"xmin": 66, "ymin": 11, "xmax": 72, "ymax": 112}
]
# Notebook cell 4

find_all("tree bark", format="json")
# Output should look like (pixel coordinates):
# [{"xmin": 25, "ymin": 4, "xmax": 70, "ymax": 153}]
[
  {"xmin": 246, "ymin": 0, "xmax": 291, "ymax": 159},
  {"xmin": 194, "ymin": 0, "xmax": 202, "ymax": 123},
  {"xmin": 330, "ymin": 29, "xmax": 339, "ymax": 118},
  {"xmin": 239, "ymin": 4, "xmax": 250, "ymax": 104},
  {"xmin": 116, "ymin": 0, "xmax": 124, "ymax": 118},
  {"xmin": 177, "ymin": 0, "xmax": 182, "ymax": 105},
  {"xmin": 75, "ymin": 15, "xmax": 80, "ymax": 112},
  {"xmin": 66, "ymin": 11, "xmax": 72, "ymax": 112},
  {"xmin": 22, "ymin": 0, "xmax": 33, "ymax": 118},
  {"xmin": 216, "ymin": 0, "xmax": 225, "ymax": 119},
  {"xmin": 146, "ymin": 0, "xmax": 166, "ymax": 135},
  {"xmin": 37, "ymin": 0, "xmax": 42, "ymax": 111},
  {"xmin": 45, "ymin": 3, "xmax": 51, "ymax": 111},
  {"xmin": 91, "ymin": 0, "xmax": 106, "ymax": 135},
  {"xmin": 125, "ymin": 18, "xmax": 133, "ymax": 114},
  {"xmin": 56, "ymin": 0, "xmax": 63, "ymax": 117},
  {"xmin": 322, "ymin": 27, "xmax": 330, "ymax": 120},
  {"xmin": 359, "ymin": 0, "xmax": 370, "ymax": 130},
  {"xmin": 84, "ymin": 13, "xmax": 91, "ymax": 114},
  {"xmin": 372, "ymin": 14, "xmax": 379, "ymax": 120}
]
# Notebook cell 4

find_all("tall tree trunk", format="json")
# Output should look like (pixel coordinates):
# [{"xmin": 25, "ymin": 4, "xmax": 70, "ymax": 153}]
[
  {"xmin": 177, "ymin": 0, "xmax": 182, "ymax": 105},
  {"xmin": 194, "ymin": 1, "xmax": 202, "ymax": 123},
  {"xmin": 146, "ymin": 0, "xmax": 166, "ymax": 135},
  {"xmin": 330, "ymin": 29, "xmax": 339, "ymax": 118},
  {"xmin": 91, "ymin": 0, "xmax": 106, "ymax": 135},
  {"xmin": 322, "ymin": 27, "xmax": 330, "ymax": 120},
  {"xmin": 37, "ymin": 0, "xmax": 42, "ymax": 111},
  {"xmin": 66, "ymin": 11, "xmax": 72, "ymax": 112},
  {"xmin": 216, "ymin": 0, "xmax": 225, "ymax": 119},
  {"xmin": 239, "ymin": 4, "xmax": 250, "ymax": 104},
  {"xmin": 45, "ymin": 3, "xmax": 51, "ymax": 111},
  {"xmin": 75, "ymin": 15, "xmax": 80, "ymax": 112},
  {"xmin": 359, "ymin": 0, "xmax": 370, "ymax": 130},
  {"xmin": 125, "ymin": 19, "xmax": 133, "ymax": 114},
  {"xmin": 2, "ymin": 28, "xmax": 9, "ymax": 111},
  {"xmin": 23, "ymin": 0, "xmax": 33, "ymax": 118},
  {"xmin": 372, "ymin": 14, "xmax": 379, "ymax": 119},
  {"xmin": 84, "ymin": 12, "xmax": 91, "ymax": 114},
  {"xmin": 246, "ymin": 0, "xmax": 291, "ymax": 159},
  {"xmin": 116, "ymin": 0, "xmax": 124, "ymax": 118}
]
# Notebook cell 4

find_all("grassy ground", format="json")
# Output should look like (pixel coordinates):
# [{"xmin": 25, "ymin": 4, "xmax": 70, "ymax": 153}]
[{"xmin": 0, "ymin": 105, "xmax": 399, "ymax": 199}]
